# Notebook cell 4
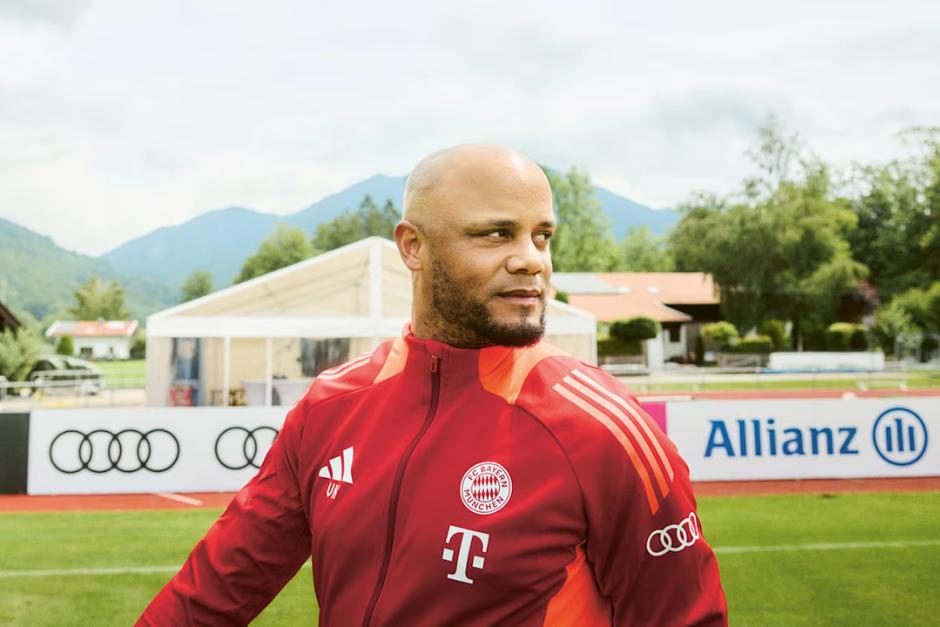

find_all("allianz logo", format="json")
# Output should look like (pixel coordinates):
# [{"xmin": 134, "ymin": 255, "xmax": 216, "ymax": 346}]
[{"xmin": 704, "ymin": 407, "xmax": 929, "ymax": 467}]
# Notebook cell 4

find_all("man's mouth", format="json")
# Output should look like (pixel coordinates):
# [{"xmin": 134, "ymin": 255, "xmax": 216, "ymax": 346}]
[{"xmin": 497, "ymin": 289, "xmax": 543, "ymax": 305}]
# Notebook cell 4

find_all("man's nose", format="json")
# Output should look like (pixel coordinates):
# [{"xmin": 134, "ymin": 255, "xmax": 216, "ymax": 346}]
[{"xmin": 506, "ymin": 237, "xmax": 546, "ymax": 275}]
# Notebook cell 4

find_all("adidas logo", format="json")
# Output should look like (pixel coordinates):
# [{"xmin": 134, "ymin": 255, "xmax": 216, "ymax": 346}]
[{"xmin": 319, "ymin": 447, "xmax": 354, "ymax": 499}]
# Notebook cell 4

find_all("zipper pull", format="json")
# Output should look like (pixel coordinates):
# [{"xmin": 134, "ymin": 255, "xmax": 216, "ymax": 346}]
[{"xmin": 429, "ymin": 355, "xmax": 440, "ymax": 373}]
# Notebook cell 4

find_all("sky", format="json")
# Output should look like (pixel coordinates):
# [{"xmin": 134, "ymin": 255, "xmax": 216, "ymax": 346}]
[{"xmin": 1, "ymin": 0, "xmax": 938, "ymax": 256}]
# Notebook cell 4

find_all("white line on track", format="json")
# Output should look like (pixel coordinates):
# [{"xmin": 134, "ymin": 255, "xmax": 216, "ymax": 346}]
[
  {"xmin": 153, "ymin": 493, "xmax": 204, "ymax": 506},
  {"xmin": 714, "ymin": 539, "xmax": 940, "ymax": 554},
  {"xmin": 0, "ymin": 566, "xmax": 180, "ymax": 578},
  {"xmin": 1, "ymin": 542, "xmax": 937, "ymax": 578},
  {"xmin": 0, "ymin": 540, "xmax": 940, "ymax": 579},
  {"xmin": 0, "ymin": 561, "xmax": 312, "ymax": 579}
]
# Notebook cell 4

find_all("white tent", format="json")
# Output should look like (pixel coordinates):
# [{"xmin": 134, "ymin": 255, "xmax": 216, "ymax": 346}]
[{"xmin": 146, "ymin": 237, "xmax": 596, "ymax": 407}]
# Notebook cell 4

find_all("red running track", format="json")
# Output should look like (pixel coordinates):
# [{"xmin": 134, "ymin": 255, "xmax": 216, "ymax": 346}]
[{"xmin": 2, "ymin": 477, "xmax": 938, "ymax": 513}]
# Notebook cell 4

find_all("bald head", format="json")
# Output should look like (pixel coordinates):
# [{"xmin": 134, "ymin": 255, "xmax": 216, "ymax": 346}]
[
  {"xmin": 402, "ymin": 144, "xmax": 551, "ymax": 233},
  {"xmin": 395, "ymin": 143, "xmax": 555, "ymax": 347}
]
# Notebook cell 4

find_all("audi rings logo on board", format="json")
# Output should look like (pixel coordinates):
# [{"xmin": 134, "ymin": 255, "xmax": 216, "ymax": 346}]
[
  {"xmin": 646, "ymin": 512, "xmax": 701, "ymax": 557},
  {"xmin": 214, "ymin": 426, "xmax": 279, "ymax": 470},
  {"xmin": 49, "ymin": 429, "xmax": 181, "ymax": 474}
]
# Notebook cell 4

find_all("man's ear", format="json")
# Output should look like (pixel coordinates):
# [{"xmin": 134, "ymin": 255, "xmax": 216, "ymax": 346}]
[{"xmin": 394, "ymin": 220, "xmax": 424, "ymax": 271}]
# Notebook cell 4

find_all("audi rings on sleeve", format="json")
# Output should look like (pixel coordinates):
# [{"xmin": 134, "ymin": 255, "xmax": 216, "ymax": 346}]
[
  {"xmin": 214, "ymin": 426, "xmax": 279, "ymax": 470},
  {"xmin": 646, "ymin": 512, "xmax": 702, "ymax": 557},
  {"xmin": 49, "ymin": 429, "xmax": 181, "ymax": 474}
]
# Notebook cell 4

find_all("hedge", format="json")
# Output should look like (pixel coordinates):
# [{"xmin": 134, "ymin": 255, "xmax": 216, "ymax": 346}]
[
  {"xmin": 609, "ymin": 317, "xmax": 660, "ymax": 342},
  {"xmin": 597, "ymin": 336, "xmax": 643, "ymax": 356},
  {"xmin": 725, "ymin": 335, "xmax": 773, "ymax": 354}
]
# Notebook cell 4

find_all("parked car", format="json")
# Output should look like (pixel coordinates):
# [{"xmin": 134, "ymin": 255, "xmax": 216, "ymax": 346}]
[{"xmin": 27, "ymin": 356, "xmax": 105, "ymax": 395}]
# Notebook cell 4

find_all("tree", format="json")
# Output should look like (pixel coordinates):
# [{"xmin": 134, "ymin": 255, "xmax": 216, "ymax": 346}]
[
  {"xmin": 236, "ymin": 224, "xmax": 316, "ymax": 284},
  {"xmin": 180, "ymin": 271, "xmax": 213, "ymax": 303},
  {"xmin": 545, "ymin": 167, "xmax": 619, "ymax": 271},
  {"xmin": 847, "ymin": 128, "xmax": 940, "ymax": 301},
  {"xmin": 312, "ymin": 196, "xmax": 400, "ymax": 252},
  {"xmin": 847, "ymin": 161, "xmax": 932, "ymax": 300},
  {"xmin": 619, "ymin": 226, "xmax": 674, "ymax": 271},
  {"xmin": 56, "ymin": 335, "xmax": 74, "ymax": 356},
  {"xmin": 670, "ymin": 122, "xmax": 867, "ymax": 346},
  {"xmin": 68, "ymin": 277, "xmax": 131, "ymax": 320},
  {"xmin": 0, "ymin": 328, "xmax": 43, "ymax": 381}
]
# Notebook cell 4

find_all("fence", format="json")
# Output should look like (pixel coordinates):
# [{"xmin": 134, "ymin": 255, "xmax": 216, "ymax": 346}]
[{"xmin": 0, "ymin": 368, "xmax": 146, "ymax": 410}]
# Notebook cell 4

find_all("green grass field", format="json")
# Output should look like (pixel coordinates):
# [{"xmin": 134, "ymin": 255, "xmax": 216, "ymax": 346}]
[
  {"xmin": 92, "ymin": 359, "xmax": 146, "ymax": 389},
  {"xmin": 1, "ymin": 491, "xmax": 938, "ymax": 626},
  {"xmin": 627, "ymin": 371, "xmax": 940, "ymax": 394}
]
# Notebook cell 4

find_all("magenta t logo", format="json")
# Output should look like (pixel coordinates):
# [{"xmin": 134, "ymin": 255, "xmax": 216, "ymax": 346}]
[{"xmin": 442, "ymin": 525, "xmax": 490, "ymax": 584}]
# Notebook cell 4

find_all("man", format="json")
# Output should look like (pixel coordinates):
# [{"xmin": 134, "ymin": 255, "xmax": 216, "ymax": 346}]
[{"xmin": 139, "ymin": 145, "xmax": 727, "ymax": 625}]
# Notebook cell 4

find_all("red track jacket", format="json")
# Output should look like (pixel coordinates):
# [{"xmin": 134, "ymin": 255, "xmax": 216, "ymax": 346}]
[{"xmin": 139, "ymin": 331, "xmax": 727, "ymax": 626}]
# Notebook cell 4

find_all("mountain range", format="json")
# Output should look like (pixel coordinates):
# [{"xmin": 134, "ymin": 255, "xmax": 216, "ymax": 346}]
[
  {"xmin": 2, "ymin": 174, "xmax": 678, "ymax": 323},
  {"xmin": 0, "ymin": 217, "xmax": 177, "ymax": 324}
]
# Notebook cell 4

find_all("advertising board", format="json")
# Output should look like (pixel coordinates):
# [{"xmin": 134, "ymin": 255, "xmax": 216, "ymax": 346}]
[
  {"xmin": 665, "ymin": 397, "xmax": 937, "ymax": 481},
  {"xmin": 28, "ymin": 407, "xmax": 285, "ymax": 495}
]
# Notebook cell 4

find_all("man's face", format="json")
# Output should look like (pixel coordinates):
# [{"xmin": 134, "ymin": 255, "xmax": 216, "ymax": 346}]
[{"xmin": 420, "ymin": 176, "xmax": 555, "ymax": 348}]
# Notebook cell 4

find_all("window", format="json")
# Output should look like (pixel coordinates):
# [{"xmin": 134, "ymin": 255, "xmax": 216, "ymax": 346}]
[{"xmin": 664, "ymin": 323, "xmax": 681, "ymax": 343}]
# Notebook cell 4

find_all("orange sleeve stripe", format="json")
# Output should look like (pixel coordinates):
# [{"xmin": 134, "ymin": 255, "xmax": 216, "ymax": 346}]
[
  {"xmin": 543, "ymin": 544, "xmax": 610, "ymax": 626},
  {"xmin": 562, "ymin": 375, "xmax": 670, "ymax": 500},
  {"xmin": 479, "ymin": 342, "xmax": 564, "ymax": 405},
  {"xmin": 572, "ymin": 369, "xmax": 675, "ymax": 482},
  {"xmin": 553, "ymin": 383, "xmax": 660, "ymax": 515}
]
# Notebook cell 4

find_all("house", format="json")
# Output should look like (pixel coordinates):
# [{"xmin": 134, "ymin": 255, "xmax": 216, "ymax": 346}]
[
  {"xmin": 146, "ymin": 237, "xmax": 597, "ymax": 407},
  {"xmin": 551, "ymin": 272, "xmax": 722, "ymax": 368},
  {"xmin": 45, "ymin": 320, "xmax": 139, "ymax": 359},
  {"xmin": 0, "ymin": 299, "xmax": 20, "ymax": 333}
]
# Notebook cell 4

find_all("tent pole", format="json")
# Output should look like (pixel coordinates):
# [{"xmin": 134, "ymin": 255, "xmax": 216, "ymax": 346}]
[
  {"xmin": 265, "ymin": 337, "xmax": 273, "ymax": 407},
  {"xmin": 222, "ymin": 336, "xmax": 231, "ymax": 407}
]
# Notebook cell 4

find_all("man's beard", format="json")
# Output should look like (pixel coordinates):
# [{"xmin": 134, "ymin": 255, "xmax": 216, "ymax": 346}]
[{"xmin": 429, "ymin": 263, "xmax": 546, "ymax": 348}]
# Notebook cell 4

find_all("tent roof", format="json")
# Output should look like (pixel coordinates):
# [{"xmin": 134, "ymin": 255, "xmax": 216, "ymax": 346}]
[{"xmin": 148, "ymin": 237, "xmax": 595, "ymax": 339}]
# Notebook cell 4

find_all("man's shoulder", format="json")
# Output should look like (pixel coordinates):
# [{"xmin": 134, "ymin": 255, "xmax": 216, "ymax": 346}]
[
  {"xmin": 300, "ymin": 338, "xmax": 404, "ymax": 406},
  {"xmin": 512, "ymin": 350, "xmax": 638, "ymax": 425}
]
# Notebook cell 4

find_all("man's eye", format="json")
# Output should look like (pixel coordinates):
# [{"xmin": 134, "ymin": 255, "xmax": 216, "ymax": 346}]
[
  {"xmin": 484, "ymin": 230, "xmax": 511, "ymax": 239},
  {"xmin": 534, "ymin": 232, "xmax": 553, "ymax": 243}
]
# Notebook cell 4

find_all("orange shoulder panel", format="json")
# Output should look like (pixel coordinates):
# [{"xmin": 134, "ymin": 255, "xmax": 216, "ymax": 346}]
[
  {"xmin": 373, "ymin": 336, "xmax": 408, "ymax": 384},
  {"xmin": 478, "ymin": 342, "xmax": 565, "ymax": 405},
  {"xmin": 304, "ymin": 341, "xmax": 394, "ymax": 404}
]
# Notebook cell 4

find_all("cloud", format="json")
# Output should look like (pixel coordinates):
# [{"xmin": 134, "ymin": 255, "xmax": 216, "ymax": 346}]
[
  {"xmin": 0, "ymin": 0, "xmax": 939, "ymax": 254},
  {"xmin": 0, "ymin": 0, "xmax": 92, "ymax": 27}
]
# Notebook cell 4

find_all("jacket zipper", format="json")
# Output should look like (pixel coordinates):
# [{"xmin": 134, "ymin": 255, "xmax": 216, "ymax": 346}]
[{"xmin": 362, "ymin": 354, "xmax": 441, "ymax": 627}]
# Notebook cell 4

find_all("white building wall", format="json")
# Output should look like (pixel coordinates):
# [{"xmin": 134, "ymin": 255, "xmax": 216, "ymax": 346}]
[{"xmin": 73, "ymin": 337, "xmax": 132, "ymax": 359}]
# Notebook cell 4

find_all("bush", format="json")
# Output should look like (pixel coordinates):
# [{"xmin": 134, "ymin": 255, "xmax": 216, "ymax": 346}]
[
  {"xmin": 826, "ymin": 322, "xmax": 861, "ymax": 351},
  {"xmin": 56, "ymin": 335, "xmax": 74, "ymax": 356},
  {"xmin": 849, "ymin": 327, "xmax": 869, "ymax": 351},
  {"xmin": 554, "ymin": 290, "xmax": 569, "ymax": 304},
  {"xmin": 702, "ymin": 321, "xmax": 738, "ymax": 348},
  {"xmin": 609, "ymin": 317, "xmax": 660, "ymax": 342},
  {"xmin": 726, "ymin": 335, "xmax": 773, "ymax": 354},
  {"xmin": 694, "ymin": 334, "xmax": 705, "ymax": 366},
  {"xmin": 0, "ymin": 329, "xmax": 43, "ymax": 381},
  {"xmin": 597, "ymin": 336, "xmax": 643, "ymax": 356},
  {"xmin": 758, "ymin": 319, "xmax": 788, "ymax": 351},
  {"xmin": 130, "ymin": 333, "xmax": 146, "ymax": 360}
]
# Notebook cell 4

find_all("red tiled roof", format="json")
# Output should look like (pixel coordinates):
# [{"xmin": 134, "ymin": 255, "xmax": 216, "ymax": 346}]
[
  {"xmin": 595, "ymin": 273, "xmax": 718, "ymax": 304},
  {"xmin": 46, "ymin": 320, "xmax": 138, "ymax": 338},
  {"xmin": 568, "ymin": 294, "xmax": 692, "ymax": 323}
]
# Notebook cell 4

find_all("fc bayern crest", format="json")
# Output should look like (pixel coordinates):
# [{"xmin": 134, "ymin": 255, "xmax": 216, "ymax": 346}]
[{"xmin": 460, "ymin": 461, "xmax": 512, "ymax": 515}]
